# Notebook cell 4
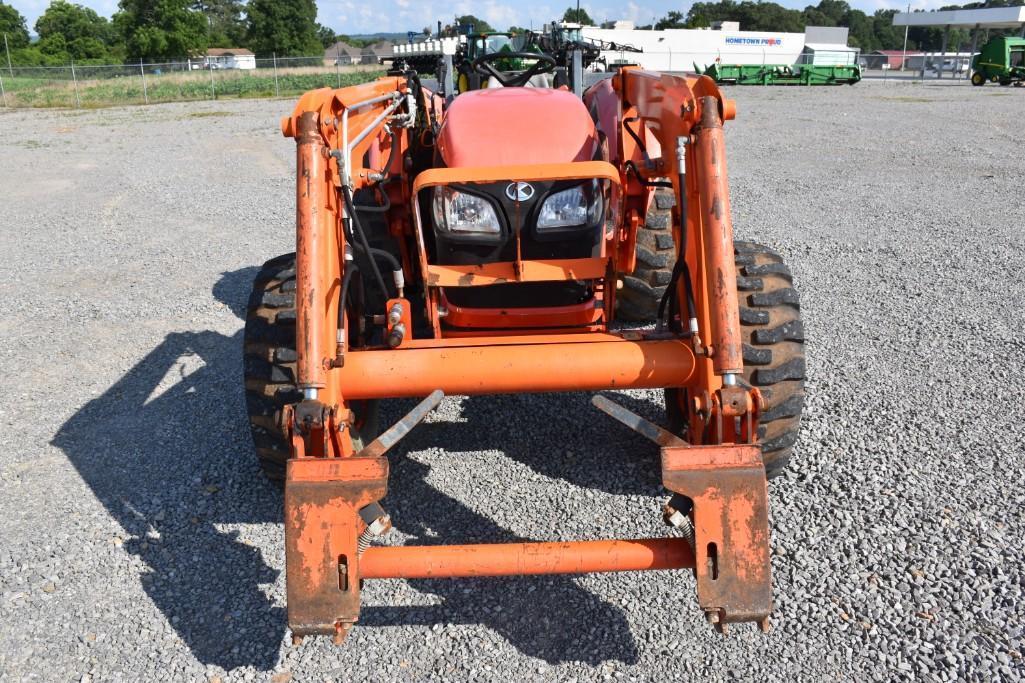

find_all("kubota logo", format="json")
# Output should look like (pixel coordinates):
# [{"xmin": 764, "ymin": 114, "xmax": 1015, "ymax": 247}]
[{"xmin": 505, "ymin": 182, "xmax": 535, "ymax": 202}]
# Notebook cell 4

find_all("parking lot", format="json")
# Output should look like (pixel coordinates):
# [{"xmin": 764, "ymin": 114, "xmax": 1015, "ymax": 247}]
[{"xmin": 1, "ymin": 80, "xmax": 1023, "ymax": 681}]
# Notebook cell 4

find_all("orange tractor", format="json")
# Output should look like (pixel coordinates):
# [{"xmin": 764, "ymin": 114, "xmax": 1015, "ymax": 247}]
[{"xmin": 244, "ymin": 58, "xmax": 805, "ymax": 643}]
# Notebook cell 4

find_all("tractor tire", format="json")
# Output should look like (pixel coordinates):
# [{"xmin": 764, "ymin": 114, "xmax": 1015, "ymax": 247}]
[
  {"xmin": 664, "ymin": 241, "xmax": 806, "ymax": 479},
  {"xmin": 243, "ymin": 252, "xmax": 378, "ymax": 482},
  {"xmin": 243, "ymin": 253, "xmax": 300, "ymax": 481},
  {"xmin": 734, "ymin": 241, "xmax": 806, "ymax": 478},
  {"xmin": 617, "ymin": 188, "xmax": 676, "ymax": 321},
  {"xmin": 971, "ymin": 71, "xmax": 985, "ymax": 86}
]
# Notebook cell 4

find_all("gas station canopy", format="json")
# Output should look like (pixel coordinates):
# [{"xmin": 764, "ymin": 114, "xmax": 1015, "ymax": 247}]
[{"xmin": 893, "ymin": 6, "xmax": 1025, "ymax": 29}]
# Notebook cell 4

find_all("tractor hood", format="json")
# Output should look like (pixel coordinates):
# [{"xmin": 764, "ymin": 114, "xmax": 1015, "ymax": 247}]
[{"xmin": 437, "ymin": 88, "xmax": 598, "ymax": 168}]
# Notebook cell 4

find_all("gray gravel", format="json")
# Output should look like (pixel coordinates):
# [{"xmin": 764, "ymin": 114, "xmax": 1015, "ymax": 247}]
[{"xmin": 1, "ymin": 81, "xmax": 1024, "ymax": 682}]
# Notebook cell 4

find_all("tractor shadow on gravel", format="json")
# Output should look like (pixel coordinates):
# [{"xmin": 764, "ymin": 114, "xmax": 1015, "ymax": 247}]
[
  {"xmin": 51, "ymin": 266, "xmax": 286, "ymax": 671},
  {"xmin": 358, "ymin": 392, "xmax": 668, "ymax": 665},
  {"xmin": 51, "ymin": 322, "xmax": 287, "ymax": 671},
  {"xmin": 51, "ymin": 267, "xmax": 663, "ymax": 670},
  {"xmin": 362, "ymin": 415, "xmax": 644, "ymax": 665}
]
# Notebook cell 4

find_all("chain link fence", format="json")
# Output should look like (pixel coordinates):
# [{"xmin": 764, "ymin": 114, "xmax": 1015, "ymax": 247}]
[
  {"xmin": 0, "ymin": 50, "xmax": 986, "ymax": 108},
  {"xmin": 595, "ymin": 49, "xmax": 978, "ymax": 82},
  {"xmin": 0, "ymin": 56, "xmax": 383, "ymax": 109}
]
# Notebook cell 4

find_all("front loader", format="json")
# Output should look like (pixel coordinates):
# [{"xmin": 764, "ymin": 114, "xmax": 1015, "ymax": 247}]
[{"xmin": 243, "ymin": 56, "xmax": 805, "ymax": 643}]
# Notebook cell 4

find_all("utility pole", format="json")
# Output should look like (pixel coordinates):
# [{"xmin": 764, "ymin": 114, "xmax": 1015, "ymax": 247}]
[
  {"xmin": 4, "ymin": 33, "xmax": 13, "ymax": 78},
  {"xmin": 901, "ymin": 2, "xmax": 910, "ymax": 71}
]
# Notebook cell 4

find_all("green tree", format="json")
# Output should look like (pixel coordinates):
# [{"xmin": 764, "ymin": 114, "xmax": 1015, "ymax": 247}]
[
  {"xmin": 655, "ymin": 10, "xmax": 686, "ymax": 29},
  {"xmin": 871, "ymin": 9, "xmax": 904, "ymax": 50},
  {"xmin": 245, "ymin": 0, "xmax": 321, "ymax": 56},
  {"xmin": 686, "ymin": 1, "xmax": 804, "ymax": 32},
  {"xmin": 114, "ymin": 0, "xmax": 208, "ymax": 61},
  {"xmin": 562, "ymin": 7, "xmax": 594, "ymax": 25},
  {"xmin": 0, "ymin": 1, "xmax": 30, "ymax": 48},
  {"xmin": 803, "ymin": 0, "xmax": 849, "ymax": 26},
  {"xmin": 454, "ymin": 14, "xmax": 494, "ymax": 33},
  {"xmin": 36, "ymin": 1, "xmax": 114, "ymax": 43},
  {"xmin": 193, "ymin": 0, "xmax": 245, "ymax": 46},
  {"xmin": 35, "ymin": 1, "xmax": 117, "ymax": 60},
  {"xmin": 316, "ymin": 23, "xmax": 336, "ymax": 48},
  {"xmin": 844, "ymin": 9, "xmax": 875, "ymax": 49}
]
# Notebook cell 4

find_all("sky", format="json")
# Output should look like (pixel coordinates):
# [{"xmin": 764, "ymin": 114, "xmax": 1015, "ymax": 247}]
[{"xmin": 10, "ymin": 0, "xmax": 953, "ymax": 37}]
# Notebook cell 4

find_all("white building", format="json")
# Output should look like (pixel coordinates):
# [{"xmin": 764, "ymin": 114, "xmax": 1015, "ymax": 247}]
[
  {"xmin": 580, "ymin": 24, "xmax": 853, "ymax": 72},
  {"xmin": 202, "ymin": 48, "xmax": 257, "ymax": 70}
]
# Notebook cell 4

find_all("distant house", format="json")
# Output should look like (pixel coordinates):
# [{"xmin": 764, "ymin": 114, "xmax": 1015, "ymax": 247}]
[
  {"xmin": 361, "ymin": 41, "xmax": 394, "ymax": 64},
  {"xmin": 325, "ymin": 41, "xmax": 363, "ymax": 66},
  {"xmin": 864, "ymin": 50, "xmax": 922, "ymax": 70},
  {"xmin": 202, "ymin": 48, "xmax": 256, "ymax": 70}
]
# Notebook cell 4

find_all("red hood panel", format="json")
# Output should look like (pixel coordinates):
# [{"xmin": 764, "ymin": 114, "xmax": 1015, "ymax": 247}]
[{"xmin": 437, "ymin": 88, "xmax": 598, "ymax": 167}]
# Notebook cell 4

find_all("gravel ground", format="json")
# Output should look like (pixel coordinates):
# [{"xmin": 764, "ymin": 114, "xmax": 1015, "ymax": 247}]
[{"xmin": 1, "ymin": 80, "xmax": 1023, "ymax": 682}]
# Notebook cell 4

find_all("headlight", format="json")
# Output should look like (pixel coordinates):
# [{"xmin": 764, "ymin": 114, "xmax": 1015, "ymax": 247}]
[
  {"xmin": 537, "ymin": 180, "xmax": 603, "ymax": 231},
  {"xmin": 432, "ymin": 187, "xmax": 500, "ymax": 234}
]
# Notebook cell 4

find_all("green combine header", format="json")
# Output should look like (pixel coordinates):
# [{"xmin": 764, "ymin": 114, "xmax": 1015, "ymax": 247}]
[{"xmin": 698, "ymin": 62, "xmax": 861, "ymax": 86}]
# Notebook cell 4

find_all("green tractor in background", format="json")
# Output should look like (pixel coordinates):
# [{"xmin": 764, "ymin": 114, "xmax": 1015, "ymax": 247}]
[{"xmin": 971, "ymin": 36, "xmax": 1025, "ymax": 86}]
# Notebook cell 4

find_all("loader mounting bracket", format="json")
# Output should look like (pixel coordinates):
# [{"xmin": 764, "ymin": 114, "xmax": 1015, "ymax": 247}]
[
  {"xmin": 284, "ymin": 456, "xmax": 388, "ymax": 640},
  {"xmin": 592, "ymin": 394, "xmax": 773, "ymax": 630},
  {"xmin": 662, "ymin": 444, "xmax": 773, "ymax": 628}
]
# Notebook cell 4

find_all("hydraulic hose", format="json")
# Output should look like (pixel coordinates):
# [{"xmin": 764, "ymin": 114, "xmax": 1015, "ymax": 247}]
[
  {"xmin": 367, "ymin": 129, "xmax": 399, "ymax": 186},
  {"xmin": 341, "ymin": 184, "xmax": 390, "ymax": 302},
  {"xmin": 367, "ymin": 247, "xmax": 404, "ymax": 298},
  {"xmin": 352, "ymin": 185, "xmax": 392, "ymax": 214},
  {"xmin": 622, "ymin": 117, "xmax": 653, "ymax": 167},
  {"xmin": 367, "ymin": 247, "xmax": 400, "ymax": 273},
  {"xmin": 626, "ymin": 161, "xmax": 673, "ymax": 189},
  {"xmin": 335, "ymin": 262, "xmax": 360, "ymax": 361},
  {"xmin": 658, "ymin": 137, "xmax": 698, "ymax": 333}
]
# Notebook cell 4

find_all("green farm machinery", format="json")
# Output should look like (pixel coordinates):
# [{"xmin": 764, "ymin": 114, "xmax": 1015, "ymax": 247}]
[
  {"xmin": 698, "ymin": 62, "xmax": 861, "ymax": 86},
  {"xmin": 971, "ymin": 36, "xmax": 1025, "ymax": 86}
]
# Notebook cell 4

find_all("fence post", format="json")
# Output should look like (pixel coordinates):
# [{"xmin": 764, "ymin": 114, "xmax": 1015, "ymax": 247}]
[
  {"xmin": 0, "ymin": 70, "xmax": 7, "ymax": 108},
  {"xmin": 139, "ymin": 59, "xmax": 148, "ymax": 104},
  {"xmin": 209, "ymin": 62, "xmax": 215, "ymax": 100},
  {"xmin": 335, "ymin": 58, "xmax": 340, "ymax": 88},
  {"xmin": 70, "ymin": 60, "xmax": 81, "ymax": 108},
  {"xmin": 3, "ymin": 33, "xmax": 12, "ymax": 78},
  {"xmin": 273, "ymin": 52, "xmax": 280, "ymax": 97}
]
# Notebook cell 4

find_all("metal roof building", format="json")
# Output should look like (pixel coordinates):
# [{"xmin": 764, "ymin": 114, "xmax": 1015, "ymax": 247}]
[
  {"xmin": 893, "ymin": 6, "xmax": 1025, "ymax": 30},
  {"xmin": 892, "ymin": 6, "xmax": 1025, "ymax": 78}
]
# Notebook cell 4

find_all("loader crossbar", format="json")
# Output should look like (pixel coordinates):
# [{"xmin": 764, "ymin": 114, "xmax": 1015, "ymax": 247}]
[
  {"xmin": 360, "ymin": 538, "xmax": 695, "ymax": 578},
  {"xmin": 334, "ymin": 332, "xmax": 696, "ymax": 398}
]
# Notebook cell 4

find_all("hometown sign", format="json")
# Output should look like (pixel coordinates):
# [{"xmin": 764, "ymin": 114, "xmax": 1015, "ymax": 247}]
[{"xmin": 724, "ymin": 36, "xmax": 784, "ymax": 46}]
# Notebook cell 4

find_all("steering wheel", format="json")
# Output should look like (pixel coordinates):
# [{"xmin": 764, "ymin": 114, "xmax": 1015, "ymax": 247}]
[{"xmin": 471, "ymin": 52, "xmax": 557, "ymax": 88}]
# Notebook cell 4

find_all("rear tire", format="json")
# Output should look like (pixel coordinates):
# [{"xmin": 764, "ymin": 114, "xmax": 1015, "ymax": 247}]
[
  {"xmin": 243, "ymin": 253, "xmax": 378, "ymax": 482},
  {"xmin": 617, "ymin": 188, "xmax": 676, "ymax": 321}
]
